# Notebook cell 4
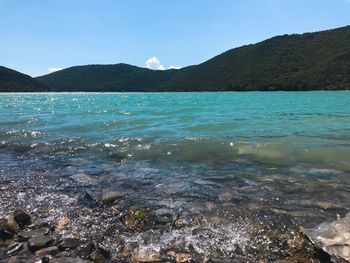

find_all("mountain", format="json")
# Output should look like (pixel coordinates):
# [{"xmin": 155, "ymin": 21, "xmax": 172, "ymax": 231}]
[
  {"xmin": 3, "ymin": 25, "xmax": 347, "ymax": 92},
  {"xmin": 0, "ymin": 66, "xmax": 48, "ymax": 92}
]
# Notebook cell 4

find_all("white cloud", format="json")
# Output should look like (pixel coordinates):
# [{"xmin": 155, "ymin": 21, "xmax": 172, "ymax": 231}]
[
  {"xmin": 168, "ymin": 65, "xmax": 182, "ymax": 70},
  {"xmin": 48, "ymin": 67, "xmax": 63, "ymax": 73},
  {"xmin": 145, "ymin": 57, "xmax": 165, "ymax": 70}
]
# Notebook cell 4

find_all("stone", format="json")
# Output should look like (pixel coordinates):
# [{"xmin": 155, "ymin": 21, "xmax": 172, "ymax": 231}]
[
  {"xmin": 71, "ymin": 242, "xmax": 95, "ymax": 259},
  {"xmin": 34, "ymin": 246, "xmax": 59, "ymax": 257},
  {"xmin": 58, "ymin": 238, "xmax": 80, "ymax": 251},
  {"xmin": 101, "ymin": 190, "xmax": 127, "ymax": 204},
  {"xmin": 27, "ymin": 235, "xmax": 54, "ymax": 252},
  {"xmin": 6, "ymin": 242, "xmax": 23, "ymax": 256},
  {"xmin": 131, "ymin": 251, "xmax": 162, "ymax": 262},
  {"xmin": 71, "ymin": 173, "xmax": 98, "ymax": 186},
  {"xmin": 167, "ymin": 251, "xmax": 193, "ymax": 263},
  {"xmin": 54, "ymin": 217, "xmax": 70, "ymax": 238},
  {"xmin": 90, "ymin": 249, "xmax": 107, "ymax": 263},
  {"xmin": 50, "ymin": 257, "xmax": 91, "ymax": 263},
  {"xmin": 0, "ymin": 218, "xmax": 14, "ymax": 240},
  {"xmin": 6, "ymin": 216, "xmax": 20, "ymax": 233},
  {"xmin": 18, "ymin": 228, "xmax": 50, "ymax": 241},
  {"xmin": 153, "ymin": 208, "xmax": 174, "ymax": 225},
  {"xmin": 13, "ymin": 209, "xmax": 31, "ymax": 229},
  {"xmin": 123, "ymin": 207, "xmax": 149, "ymax": 233}
]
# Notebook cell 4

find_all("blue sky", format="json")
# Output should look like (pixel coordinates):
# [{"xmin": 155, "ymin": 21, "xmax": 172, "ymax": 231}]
[{"xmin": 0, "ymin": 0, "xmax": 350, "ymax": 77}]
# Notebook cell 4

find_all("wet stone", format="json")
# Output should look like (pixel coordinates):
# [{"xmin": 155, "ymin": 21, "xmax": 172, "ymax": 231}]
[
  {"xmin": 6, "ymin": 216, "xmax": 20, "ymax": 234},
  {"xmin": 123, "ymin": 207, "xmax": 149, "ymax": 233},
  {"xmin": 59, "ymin": 238, "xmax": 80, "ymax": 251},
  {"xmin": 101, "ymin": 190, "xmax": 127, "ymax": 204},
  {"xmin": 0, "ymin": 218, "xmax": 14, "ymax": 240},
  {"xmin": 153, "ymin": 208, "xmax": 174, "ymax": 225},
  {"xmin": 71, "ymin": 242, "xmax": 95, "ymax": 259},
  {"xmin": 6, "ymin": 242, "xmax": 23, "ymax": 256},
  {"xmin": 34, "ymin": 246, "xmax": 59, "ymax": 257},
  {"xmin": 13, "ymin": 209, "xmax": 31, "ymax": 230},
  {"xmin": 50, "ymin": 257, "xmax": 91, "ymax": 263},
  {"xmin": 27, "ymin": 235, "xmax": 54, "ymax": 252},
  {"xmin": 130, "ymin": 251, "xmax": 163, "ymax": 262},
  {"xmin": 18, "ymin": 228, "xmax": 50, "ymax": 241}
]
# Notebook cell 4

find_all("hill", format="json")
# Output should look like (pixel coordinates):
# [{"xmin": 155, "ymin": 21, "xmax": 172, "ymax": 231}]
[
  {"xmin": 0, "ymin": 66, "xmax": 48, "ymax": 92},
  {"xmin": 13, "ymin": 26, "xmax": 350, "ymax": 91}
]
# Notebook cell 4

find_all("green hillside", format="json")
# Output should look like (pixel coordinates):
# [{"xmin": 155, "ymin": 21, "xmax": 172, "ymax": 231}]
[
  {"xmin": 0, "ymin": 66, "xmax": 48, "ymax": 92},
  {"xmin": 11, "ymin": 26, "xmax": 350, "ymax": 91}
]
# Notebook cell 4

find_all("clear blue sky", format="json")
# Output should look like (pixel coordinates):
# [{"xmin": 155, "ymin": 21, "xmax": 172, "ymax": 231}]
[{"xmin": 0, "ymin": 0, "xmax": 349, "ymax": 77}]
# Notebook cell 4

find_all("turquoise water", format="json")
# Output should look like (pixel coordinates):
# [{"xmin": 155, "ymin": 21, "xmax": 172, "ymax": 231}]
[{"xmin": 1, "ymin": 92, "xmax": 350, "ymax": 259}]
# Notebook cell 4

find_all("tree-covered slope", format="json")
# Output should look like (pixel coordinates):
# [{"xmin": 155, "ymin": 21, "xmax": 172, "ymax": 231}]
[
  {"xmin": 0, "ymin": 66, "xmax": 48, "ymax": 92},
  {"xmin": 33, "ymin": 25, "xmax": 350, "ymax": 91}
]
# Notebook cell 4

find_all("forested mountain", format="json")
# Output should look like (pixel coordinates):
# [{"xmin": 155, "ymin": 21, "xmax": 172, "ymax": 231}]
[
  {"xmin": 0, "ymin": 66, "xmax": 48, "ymax": 92},
  {"xmin": 2, "ymin": 26, "xmax": 350, "ymax": 92}
]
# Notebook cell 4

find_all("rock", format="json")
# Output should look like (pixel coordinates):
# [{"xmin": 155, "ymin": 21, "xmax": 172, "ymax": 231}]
[
  {"xmin": 27, "ymin": 235, "xmax": 54, "ymax": 252},
  {"xmin": 18, "ymin": 228, "xmax": 50, "ymax": 241},
  {"xmin": 59, "ymin": 238, "xmax": 80, "ymax": 251},
  {"xmin": 167, "ymin": 251, "xmax": 193, "ymax": 263},
  {"xmin": 34, "ymin": 246, "xmax": 59, "ymax": 257},
  {"xmin": 303, "ymin": 213, "xmax": 350, "ymax": 261},
  {"xmin": 54, "ymin": 217, "xmax": 70, "ymax": 238},
  {"xmin": 50, "ymin": 257, "xmax": 91, "ymax": 263},
  {"xmin": 101, "ymin": 190, "xmax": 127, "ymax": 204},
  {"xmin": 174, "ymin": 218, "xmax": 188, "ymax": 228},
  {"xmin": 131, "ymin": 251, "xmax": 162, "ymax": 262},
  {"xmin": 13, "ymin": 209, "xmax": 31, "ymax": 229},
  {"xmin": 153, "ymin": 208, "xmax": 174, "ymax": 225},
  {"xmin": 0, "ymin": 218, "xmax": 14, "ymax": 240},
  {"xmin": 6, "ymin": 242, "xmax": 23, "ymax": 256},
  {"xmin": 89, "ymin": 247, "xmax": 111, "ymax": 263},
  {"xmin": 71, "ymin": 242, "xmax": 95, "ymax": 259},
  {"xmin": 123, "ymin": 207, "xmax": 149, "ymax": 233},
  {"xmin": 6, "ymin": 216, "xmax": 20, "ymax": 233},
  {"xmin": 71, "ymin": 173, "xmax": 98, "ymax": 186}
]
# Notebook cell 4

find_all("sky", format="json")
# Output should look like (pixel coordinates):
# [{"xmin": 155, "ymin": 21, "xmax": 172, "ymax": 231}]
[{"xmin": 0, "ymin": 0, "xmax": 350, "ymax": 77}]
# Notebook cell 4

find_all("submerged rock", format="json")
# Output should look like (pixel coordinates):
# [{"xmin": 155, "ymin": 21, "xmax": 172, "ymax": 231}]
[
  {"xmin": 34, "ymin": 246, "xmax": 59, "ymax": 257},
  {"xmin": 123, "ymin": 207, "xmax": 149, "ymax": 233},
  {"xmin": 18, "ymin": 228, "xmax": 50, "ymax": 241},
  {"xmin": 6, "ymin": 242, "xmax": 23, "ymax": 256},
  {"xmin": 101, "ymin": 190, "xmax": 127, "ymax": 204}
]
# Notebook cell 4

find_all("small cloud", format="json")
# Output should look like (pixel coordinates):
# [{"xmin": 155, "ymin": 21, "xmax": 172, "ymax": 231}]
[
  {"xmin": 168, "ymin": 65, "xmax": 182, "ymax": 70},
  {"xmin": 48, "ymin": 67, "xmax": 63, "ymax": 73},
  {"xmin": 146, "ymin": 57, "xmax": 165, "ymax": 70}
]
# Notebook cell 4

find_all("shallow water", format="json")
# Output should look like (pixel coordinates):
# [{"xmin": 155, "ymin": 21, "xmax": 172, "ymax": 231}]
[{"xmin": 1, "ymin": 92, "xmax": 350, "ymax": 260}]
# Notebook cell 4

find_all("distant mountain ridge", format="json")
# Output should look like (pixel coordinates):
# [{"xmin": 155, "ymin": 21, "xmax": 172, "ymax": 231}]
[
  {"xmin": 1, "ymin": 26, "xmax": 350, "ymax": 92},
  {"xmin": 0, "ymin": 66, "xmax": 48, "ymax": 92}
]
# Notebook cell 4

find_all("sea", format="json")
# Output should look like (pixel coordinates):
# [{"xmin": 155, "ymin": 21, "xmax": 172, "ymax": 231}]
[{"xmin": 1, "ymin": 92, "xmax": 350, "ymax": 261}]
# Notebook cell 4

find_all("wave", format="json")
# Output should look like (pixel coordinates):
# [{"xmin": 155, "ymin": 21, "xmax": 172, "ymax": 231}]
[{"xmin": 1, "ymin": 133, "xmax": 350, "ymax": 171}]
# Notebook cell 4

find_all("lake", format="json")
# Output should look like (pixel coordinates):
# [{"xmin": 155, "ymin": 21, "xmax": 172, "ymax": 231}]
[{"xmin": 1, "ymin": 92, "xmax": 350, "ymax": 261}]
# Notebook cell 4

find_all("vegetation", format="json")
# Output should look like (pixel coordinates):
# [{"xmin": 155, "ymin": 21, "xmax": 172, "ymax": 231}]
[
  {"xmin": 0, "ymin": 66, "xmax": 48, "ymax": 92},
  {"xmin": 2, "ymin": 26, "xmax": 350, "ymax": 92}
]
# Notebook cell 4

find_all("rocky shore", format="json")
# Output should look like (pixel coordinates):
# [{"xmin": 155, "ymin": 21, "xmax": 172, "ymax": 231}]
[{"xmin": 1, "ymin": 202, "xmax": 348, "ymax": 263}]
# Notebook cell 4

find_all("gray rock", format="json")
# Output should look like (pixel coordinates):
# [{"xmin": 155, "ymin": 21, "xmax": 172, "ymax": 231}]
[
  {"xmin": 153, "ymin": 208, "xmax": 174, "ymax": 225},
  {"xmin": 18, "ymin": 228, "xmax": 50, "ymax": 241},
  {"xmin": 71, "ymin": 173, "xmax": 98, "ymax": 186},
  {"xmin": 13, "ymin": 209, "xmax": 31, "ymax": 229},
  {"xmin": 27, "ymin": 235, "xmax": 54, "ymax": 252},
  {"xmin": 58, "ymin": 238, "xmax": 80, "ymax": 251},
  {"xmin": 304, "ymin": 213, "xmax": 350, "ymax": 262}
]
